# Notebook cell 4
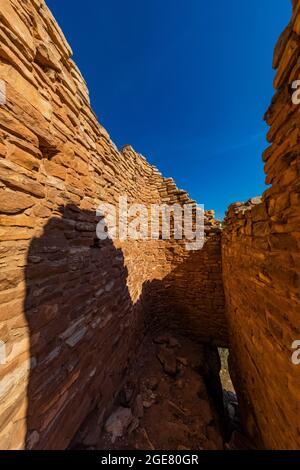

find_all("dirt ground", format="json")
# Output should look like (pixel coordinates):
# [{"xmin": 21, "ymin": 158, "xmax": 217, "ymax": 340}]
[{"xmin": 72, "ymin": 331, "xmax": 241, "ymax": 450}]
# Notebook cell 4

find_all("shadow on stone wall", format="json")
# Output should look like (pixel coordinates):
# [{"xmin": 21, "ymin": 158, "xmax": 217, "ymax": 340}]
[
  {"xmin": 24, "ymin": 204, "xmax": 146, "ymax": 449},
  {"xmin": 23, "ymin": 205, "xmax": 226, "ymax": 449},
  {"xmin": 142, "ymin": 237, "xmax": 227, "ymax": 347}
]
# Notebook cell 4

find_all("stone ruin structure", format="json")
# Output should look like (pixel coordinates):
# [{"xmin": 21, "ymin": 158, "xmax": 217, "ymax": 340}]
[{"xmin": 0, "ymin": 0, "xmax": 299, "ymax": 450}]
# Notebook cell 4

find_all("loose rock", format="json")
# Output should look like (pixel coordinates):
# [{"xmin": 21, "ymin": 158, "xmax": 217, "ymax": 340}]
[
  {"xmin": 157, "ymin": 346, "xmax": 178, "ymax": 377},
  {"xmin": 104, "ymin": 407, "xmax": 133, "ymax": 443}
]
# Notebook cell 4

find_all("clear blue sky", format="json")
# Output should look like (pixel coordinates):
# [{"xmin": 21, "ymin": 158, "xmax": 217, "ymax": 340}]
[{"xmin": 47, "ymin": 0, "xmax": 291, "ymax": 219}]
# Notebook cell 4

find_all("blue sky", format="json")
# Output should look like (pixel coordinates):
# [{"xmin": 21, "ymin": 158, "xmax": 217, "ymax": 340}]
[{"xmin": 47, "ymin": 0, "xmax": 291, "ymax": 219}]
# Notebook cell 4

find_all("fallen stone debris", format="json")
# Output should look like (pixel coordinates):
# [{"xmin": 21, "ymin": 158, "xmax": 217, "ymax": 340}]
[{"xmin": 71, "ymin": 332, "xmax": 250, "ymax": 450}]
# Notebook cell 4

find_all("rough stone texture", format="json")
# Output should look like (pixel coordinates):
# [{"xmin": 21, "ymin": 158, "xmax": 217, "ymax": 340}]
[
  {"xmin": 0, "ymin": 0, "xmax": 226, "ymax": 449},
  {"xmin": 73, "ymin": 332, "xmax": 224, "ymax": 451},
  {"xmin": 1, "ymin": 0, "xmax": 298, "ymax": 452},
  {"xmin": 222, "ymin": 3, "xmax": 300, "ymax": 450},
  {"xmin": 143, "ymin": 209, "xmax": 226, "ymax": 347}
]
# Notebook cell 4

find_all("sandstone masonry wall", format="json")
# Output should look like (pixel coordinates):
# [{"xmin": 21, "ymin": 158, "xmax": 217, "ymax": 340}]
[
  {"xmin": 222, "ymin": 2, "xmax": 300, "ymax": 449},
  {"xmin": 0, "ymin": 0, "xmax": 226, "ymax": 449}
]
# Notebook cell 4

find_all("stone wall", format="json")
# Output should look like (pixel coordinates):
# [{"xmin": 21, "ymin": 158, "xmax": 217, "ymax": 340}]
[
  {"xmin": 146, "ymin": 229, "xmax": 226, "ymax": 347},
  {"xmin": 0, "ymin": 0, "xmax": 226, "ymax": 449},
  {"xmin": 222, "ymin": 2, "xmax": 300, "ymax": 449}
]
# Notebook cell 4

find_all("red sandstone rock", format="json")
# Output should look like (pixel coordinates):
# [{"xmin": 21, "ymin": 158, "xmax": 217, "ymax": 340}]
[
  {"xmin": 104, "ymin": 407, "xmax": 133, "ymax": 443},
  {"xmin": 156, "ymin": 346, "xmax": 178, "ymax": 377},
  {"xmin": 0, "ymin": 0, "xmax": 298, "ymax": 452}
]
